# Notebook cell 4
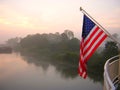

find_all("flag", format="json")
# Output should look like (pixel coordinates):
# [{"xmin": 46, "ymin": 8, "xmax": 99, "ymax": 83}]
[{"xmin": 78, "ymin": 15, "xmax": 108, "ymax": 79}]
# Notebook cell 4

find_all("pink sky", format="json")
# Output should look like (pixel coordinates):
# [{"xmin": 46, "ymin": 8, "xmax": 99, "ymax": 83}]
[{"xmin": 0, "ymin": 0, "xmax": 120, "ymax": 43}]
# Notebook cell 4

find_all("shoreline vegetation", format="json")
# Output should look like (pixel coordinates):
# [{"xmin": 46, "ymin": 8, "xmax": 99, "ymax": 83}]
[{"xmin": 6, "ymin": 30, "xmax": 119, "ymax": 82}]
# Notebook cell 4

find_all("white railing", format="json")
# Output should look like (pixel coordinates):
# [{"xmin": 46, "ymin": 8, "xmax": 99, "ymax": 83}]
[{"xmin": 104, "ymin": 55, "xmax": 120, "ymax": 90}]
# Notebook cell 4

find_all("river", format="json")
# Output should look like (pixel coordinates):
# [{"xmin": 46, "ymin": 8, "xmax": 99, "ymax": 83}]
[{"xmin": 0, "ymin": 53, "xmax": 102, "ymax": 90}]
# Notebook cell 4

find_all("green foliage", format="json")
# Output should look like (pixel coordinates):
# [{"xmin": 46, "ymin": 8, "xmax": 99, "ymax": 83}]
[
  {"xmin": 19, "ymin": 30, "xmax": 79, "ymax": 55},
  {"xmin": 7, "ymin": 30, "xmax": 120, "ymax": 81},
  {"xmin": 20, "ymin": 34, "xmax": 49, "ymax": 50},
  {"xmin": 102, "ymin": 41, "xmax": 119, "ymax": 60},
  {"xmin": 16, "ymin": 30, "xmax": 79, "ymax": 79},
  {"xmin": 87, "ymin": 41, "xmax": 119, "ymax": 82},
  {"xmin": 6, "ymin": 37, "xmax": 21, "ymax": 51},
  {"xmin": 62, "ymin": 52, "xmax": 79, "ymax": 64},
  {"xmin": 87, "ymin": 52, "xmax": 104, "ymax": 82}
]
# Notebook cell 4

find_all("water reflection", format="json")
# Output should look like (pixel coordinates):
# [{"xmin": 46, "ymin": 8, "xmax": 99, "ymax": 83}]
[
  {"xmin": 20, "ymin": 51, "xmax": 104, "ymax": 82},
  {"xmin": 21, "ymin": 52, "xmax": 78, "ymax": 79},
  {"xmin": 0, "ymin": 53, "xmax": 103, "ymax": 90}
]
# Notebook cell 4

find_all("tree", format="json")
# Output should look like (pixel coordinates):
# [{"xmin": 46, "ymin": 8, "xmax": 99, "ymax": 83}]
[
  {"xmin": 6, "ymin": 37, "xmax": 21, "ymax": 50},
  {"xmin": 61, "ymin": 30, "xmax": 74, "ymax": 41},
  {"xmin": 102, "ymin": 41, "xmax": 119, "ymax": 60},
  {"xmin": 67, "ymin": 38, "xmax": 80, "ymax": 52}
]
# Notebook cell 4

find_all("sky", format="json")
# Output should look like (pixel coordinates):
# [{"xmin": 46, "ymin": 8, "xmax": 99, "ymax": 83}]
[{"xmin": 0, "ymin": 0, "xmax": 120, "ymax": 44}]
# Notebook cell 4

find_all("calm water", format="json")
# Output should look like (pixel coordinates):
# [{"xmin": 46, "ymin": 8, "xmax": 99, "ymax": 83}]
[{"xmin": 0, "ymin": 53, "xmax": 102, "ymax": 90}]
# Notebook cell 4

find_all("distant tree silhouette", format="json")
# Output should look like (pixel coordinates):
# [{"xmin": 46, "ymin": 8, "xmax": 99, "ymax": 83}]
[{"xmin": 102, "ymin": 41, "xmax": 119, "ymax": 60}]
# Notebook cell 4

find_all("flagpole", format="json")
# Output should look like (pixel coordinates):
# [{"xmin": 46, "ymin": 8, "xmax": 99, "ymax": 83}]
[{"xmin": 80, "ymin": 7, "xmax": 120, "ymax": 45}]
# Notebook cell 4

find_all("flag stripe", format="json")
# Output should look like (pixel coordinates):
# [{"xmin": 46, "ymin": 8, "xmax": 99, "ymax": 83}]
[
  {"xmin": 84, "ymin": 33, "xmax": 107, "ymax": 62},
  {"xmin": 83, "ymin": 29, "xmax": 104, "ymax": 56},
  {"xmin": 78, "ymin": 15, "xmax": 108, "ymax": 79},
  {"xmin": 78, "ymin": 59, "xmax": 87, "ymax": 78},
  {"xmin": 83, "ymin": 27, "xmax": 102, "ymax": 54},
  {"xmin": 84, "ymin": 26, "xmax": 99, "ymax": 46}
]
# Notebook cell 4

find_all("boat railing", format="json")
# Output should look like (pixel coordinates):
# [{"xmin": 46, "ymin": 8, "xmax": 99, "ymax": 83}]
[{"xmin": 104, "ymin": 55, "xmax": 120, "ymax": 90}]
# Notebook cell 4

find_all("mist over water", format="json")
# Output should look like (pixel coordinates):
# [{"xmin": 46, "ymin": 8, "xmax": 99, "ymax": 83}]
[
  {"xmin": 0, "ymin": 53, "xmax": 102, "ymax": 90},
  {"xmin": 0, "ymin": 30, "xmax": 118, "ymax": 90}
]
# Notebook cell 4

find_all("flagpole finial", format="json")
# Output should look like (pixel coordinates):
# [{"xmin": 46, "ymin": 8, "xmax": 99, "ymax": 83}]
[{"xmin": 80, "ymin": 7, "xmax": 83, "ymax": 11}]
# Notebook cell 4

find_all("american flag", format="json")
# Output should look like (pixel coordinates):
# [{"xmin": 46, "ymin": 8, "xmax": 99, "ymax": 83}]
[{"xmin": 78, "ymin": 15, "xmax": 108, "ymax": 79}]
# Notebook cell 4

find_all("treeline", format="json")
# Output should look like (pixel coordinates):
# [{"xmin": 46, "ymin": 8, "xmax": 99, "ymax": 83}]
[
  {"xmin": 6, "ymin": 30, "xmax": 119, "ymax": 65},
  {"xmin": 6, "ymin": 30, "xmax": 120, "ymax": 62},
  {"xmin": 6, "ymin": 30, "xmax": 119, "ymax": 81},
  {"xmin": 6, "ymin": 30, "xmax": 80, "ymax": 63}
]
